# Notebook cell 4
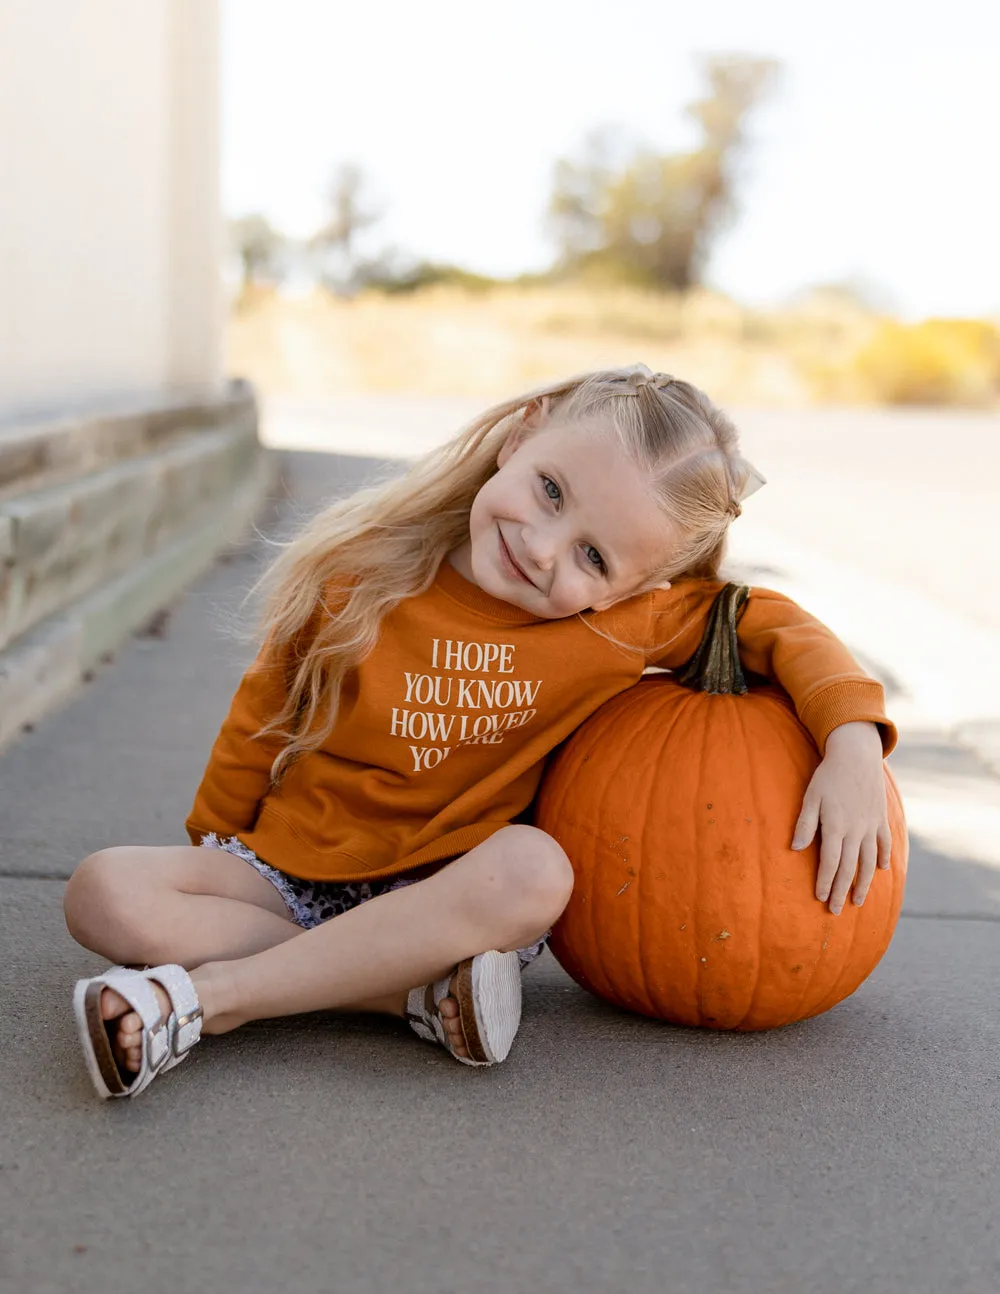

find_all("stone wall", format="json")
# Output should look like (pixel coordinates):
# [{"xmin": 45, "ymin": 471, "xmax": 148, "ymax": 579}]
[{"xmin": 0, "ymin": 381, "xmax": 275, "ymax": 749}]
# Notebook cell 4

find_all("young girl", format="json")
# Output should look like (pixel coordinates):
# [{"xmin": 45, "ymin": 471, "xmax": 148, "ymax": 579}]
[{"xmin": 65, "ymin": 364, "xmax": 896, "ymax": 1099}]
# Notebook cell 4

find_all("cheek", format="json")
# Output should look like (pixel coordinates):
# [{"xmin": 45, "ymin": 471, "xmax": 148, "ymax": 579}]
[
  {"xmin": 548, "ymin": 569, "xmax": 593, "ymax": 615},
  {"xmin": 468, "ymin": 486, "xmax": 495, "ymax": 537},
  {"xmin": 474, "ymin": 478, "xmax": 526, "ymax": 529}
]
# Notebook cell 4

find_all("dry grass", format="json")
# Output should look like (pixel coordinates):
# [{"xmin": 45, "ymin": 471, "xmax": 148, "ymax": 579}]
[{"xmin": 226, "ymin": 283, "xmax": 1000, "ymax": 409}]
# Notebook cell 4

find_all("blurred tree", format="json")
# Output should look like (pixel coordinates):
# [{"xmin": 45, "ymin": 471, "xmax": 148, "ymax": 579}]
[
  {"xmin": 360, "ymin": 252, "xmax": 497, "ymax": 295},
  {"xmin": 788, "ymin": 275, "xmax": 899, "ymax": 317},
  {"xmin": 310, "ymin": 163, "xmax": 383, "ymax": 293},
  {"xmin": 229, "ymin": 213, "xmax": 285, "ymax": 290},
  {"xmin": 548, "ymin": 55, "xmax": 781, "ymax": 289}
]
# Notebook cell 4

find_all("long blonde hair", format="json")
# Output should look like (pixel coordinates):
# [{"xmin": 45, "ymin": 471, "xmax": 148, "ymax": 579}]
[{"xmin": 249, "ymin": 364, "xmax": 758, "ymax": 781}]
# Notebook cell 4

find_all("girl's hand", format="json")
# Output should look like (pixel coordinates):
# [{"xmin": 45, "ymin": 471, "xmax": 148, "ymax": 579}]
[{"xmin": 790, "ymin": 722, "xmax": 893, "ymax": 915}]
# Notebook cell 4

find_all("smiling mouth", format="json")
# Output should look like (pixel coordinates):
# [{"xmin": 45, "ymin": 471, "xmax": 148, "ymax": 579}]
[{"xmin": 498, "ymin": 530, "xmax": 534, "ymax": 586}]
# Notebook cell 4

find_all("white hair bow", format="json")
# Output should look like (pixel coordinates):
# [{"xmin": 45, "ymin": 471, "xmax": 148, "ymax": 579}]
[{"xmin": 733, "ymin": 456, "xmax": 767, "ymax": 501}]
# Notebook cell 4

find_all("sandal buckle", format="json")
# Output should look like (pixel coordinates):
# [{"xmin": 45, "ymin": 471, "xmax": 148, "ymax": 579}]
[
  {"xmin": 171, "ymin": 1007, "xmax": 204, "ymax": 1058},
  {"xmin": 147, "ymin": 1022, "xmax": 172, "ymax": 1072}
]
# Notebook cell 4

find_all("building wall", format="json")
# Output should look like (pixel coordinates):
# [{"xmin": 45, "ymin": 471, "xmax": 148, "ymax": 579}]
[{"xmin": 0, "ymin": 0, "xmax": 222, "ymax": 419}]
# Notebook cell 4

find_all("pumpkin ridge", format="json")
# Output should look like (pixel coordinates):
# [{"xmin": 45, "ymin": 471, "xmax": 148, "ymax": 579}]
[
  {"xmin": 749, "ymin": 695, "xmax": 817, "ymax": 1029},
  {"xmin": 593, "ymin": 700, "xmax": 628, "ymax": 999},
  {"xmin": 583, "ymin": 704, "xmax": 618, "ymax": 1002},
  {"xmin": 731, "ymin": 690, "xmax": 767, "ymax": 1030},
  {"xmin": 755, "ymin": 696, "xmax": 829, "ymax": 1029},
  {"xmin": 809, "ymin": 887, "xmax": 866, "ymax": 1022},
  {"xmin": 589, "ymin": 693, "xmax": 636, "ymax": 1004},
  {"xmin": 636, "ymin": 688, "xmax": 672, "ymax": 1019},
  {"xmin": 633, "ymin": 690, "xmax": 673, "ymax": 1015},
  {"xmin": 634, "ymin": 712, "xmax": 649, "ymax": 1015},
  {"xmin": 692, "ymin": 686, "xmax": 709, "ymax": 1025}
]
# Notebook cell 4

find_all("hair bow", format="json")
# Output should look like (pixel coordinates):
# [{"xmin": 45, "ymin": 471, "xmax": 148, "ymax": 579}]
[
  {"xmin": 733, "ymin": 456, "xmax": 766, "ymax": 502},
  {"xmin": 622, "ymin": 364, "xmax": 675, "ymax": 391}
]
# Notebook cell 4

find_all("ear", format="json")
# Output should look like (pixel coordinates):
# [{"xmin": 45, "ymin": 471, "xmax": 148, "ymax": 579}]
[
  {"xmin": 632, "ymin": 578, "xmax": 673, "ymax": 597},
  {"xmin": 497, "ymin": 396, "xmax": 551, "ymax": 467},
  {"xmin": 590, "ymin": 577, "xmax": 672, "ymax": 613},
  {"xmin": 521, "ymin": 395, "xmax": 551, "ymax": 430}
]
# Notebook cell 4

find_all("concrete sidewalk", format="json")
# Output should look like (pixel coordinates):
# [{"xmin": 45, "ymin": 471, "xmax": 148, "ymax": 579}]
[{"xmin": 2, "ymin": 447, "xmax": 999, "ymax": 1294}]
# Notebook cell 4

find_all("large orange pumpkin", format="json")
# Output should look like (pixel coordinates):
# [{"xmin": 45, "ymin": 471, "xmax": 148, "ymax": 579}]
[{"xmin": 535, "ymin": 585, "xmax": 908, "ymax": 1030}]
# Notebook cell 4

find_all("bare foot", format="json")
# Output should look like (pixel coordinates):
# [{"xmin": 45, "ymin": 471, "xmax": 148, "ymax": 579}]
[
  {"xmin": 100, "ymin": 978, "xmax": 173, "ymax": 1076},
  {"xmin": 437, "ymin": 989, "xmax": 470, "ymax": 1060}
]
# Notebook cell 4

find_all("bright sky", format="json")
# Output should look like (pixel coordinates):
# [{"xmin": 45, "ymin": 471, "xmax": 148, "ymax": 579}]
[{"xmin": 222, "ymin": 0, "xmax": 1000, "ymax": 321}]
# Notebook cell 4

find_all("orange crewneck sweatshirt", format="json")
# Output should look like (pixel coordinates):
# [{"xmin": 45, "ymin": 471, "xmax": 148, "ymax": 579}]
[{"xmin": 186, "ymin": 560, "xmax": 897, "ymax": 882}]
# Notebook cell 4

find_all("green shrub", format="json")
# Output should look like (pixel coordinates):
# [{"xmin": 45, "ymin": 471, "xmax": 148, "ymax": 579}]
[{"xmin": 852, "ymin": 318, "xmax": 1000, "ymax": 406}]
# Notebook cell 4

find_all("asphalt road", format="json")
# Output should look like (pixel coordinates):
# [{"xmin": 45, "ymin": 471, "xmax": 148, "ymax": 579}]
[{"xmin": 2, "ymin": 426, "xmax": 998, "ymax": 1294}]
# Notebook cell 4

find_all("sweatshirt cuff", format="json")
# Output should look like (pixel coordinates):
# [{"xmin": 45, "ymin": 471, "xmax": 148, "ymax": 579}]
[{"xmin": 798, "ymin": 680, "xmax": 897, "ymax": 758}]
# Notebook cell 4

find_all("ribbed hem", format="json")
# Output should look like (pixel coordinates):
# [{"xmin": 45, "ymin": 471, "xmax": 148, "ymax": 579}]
[
  {"xmin": 798, "ymin": 680, "xmax": 898, "ymax": 757},
  {"xmin": 434, "ymin": 556, "xmax": 542, "ymax": 624}
]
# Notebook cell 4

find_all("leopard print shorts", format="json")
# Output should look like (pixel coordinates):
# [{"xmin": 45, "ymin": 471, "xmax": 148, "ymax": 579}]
[{"xmin": 199, "ymin": 832, "xmax": 546, "ymax": 968}]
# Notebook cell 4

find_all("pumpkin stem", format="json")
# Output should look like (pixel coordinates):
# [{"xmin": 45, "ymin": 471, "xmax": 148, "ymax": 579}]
[{"xmin": 675, "ymin": 583, "xmax": 751, "ymax": 695}]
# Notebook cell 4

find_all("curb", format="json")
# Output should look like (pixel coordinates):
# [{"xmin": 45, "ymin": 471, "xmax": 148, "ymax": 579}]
[{"xmin": 0, "ymin": 450, "xmax": 278, "ymax": 753}]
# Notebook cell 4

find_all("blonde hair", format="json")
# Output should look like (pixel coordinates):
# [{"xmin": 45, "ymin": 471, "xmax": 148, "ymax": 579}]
[{"xmin": 249, "ymin": 364, "xmax": 756, "ymax": 781}]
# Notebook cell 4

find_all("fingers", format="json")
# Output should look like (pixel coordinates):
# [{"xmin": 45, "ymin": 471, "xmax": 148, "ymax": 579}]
[
  {"xmin": 814, "ymin": 824, "xmax": 844, "ymax": 907},
  {"xmin": 819, "ymin": 834, "xmax": 884, "ymax": 915},
  {"xmin": 792, "ymin": 793, "xmax": 820, "ymax": 851},
  {"xmin": 850, "ymin": 836, "xmax": 879, "ymax": 908},
  {"xmin": 828, "ymin": 837, "xmax": 862, "ymax": 915},
  {"xmin": 876, "ymin": 823, "xmax": 893, "ymax": 870}
]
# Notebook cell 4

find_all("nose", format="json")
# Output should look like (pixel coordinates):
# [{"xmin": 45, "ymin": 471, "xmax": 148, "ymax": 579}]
[{"xmin": 521, "ymin": 529, "xmax": 556, "ymax": 572}]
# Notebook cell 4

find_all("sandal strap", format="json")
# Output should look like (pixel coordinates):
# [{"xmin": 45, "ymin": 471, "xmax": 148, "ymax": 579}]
[
  {"xmin": 141, "ymin": 964, "xmax": 203, "ymax": 1059},
  {"xmin": 96, "ymin": 969, "xmax": 172, "ymax": 1091},
  {"xmin": 405, "ymin": 982, "xmax": 446, "ymax": 1046},
  {"xmin": 405, "ymin": 975, "xmax": 484, "ymax": 1066}
]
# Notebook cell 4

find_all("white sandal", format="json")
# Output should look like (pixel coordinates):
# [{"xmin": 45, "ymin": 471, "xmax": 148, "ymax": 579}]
[
  {"xmin": 72, "ymin": 963, "xmax": 203, "ymax": 1099},
  {"xmin": 405, "ymin": 949, "xmax": 522, "ymax": 1067}
]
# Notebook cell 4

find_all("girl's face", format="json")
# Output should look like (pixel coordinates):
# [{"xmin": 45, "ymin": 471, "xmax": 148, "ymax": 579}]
[{"xmin": 449, "ymin": 406, "xmax": 678, "ymax": 618}]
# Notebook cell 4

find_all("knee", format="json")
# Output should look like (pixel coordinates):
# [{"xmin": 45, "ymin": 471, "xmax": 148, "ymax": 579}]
[
  {"xmin": 63, "ymin": 847, "xmax": 141, "ymax": 948},
  {"xmin": 486, "ymin": 825, "xmax": 575, "ymax": 933}
]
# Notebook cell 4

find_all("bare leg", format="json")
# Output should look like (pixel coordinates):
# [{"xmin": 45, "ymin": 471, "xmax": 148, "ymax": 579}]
[
  {"xmin": 63, "ymin": 844, "xmax": 442, "ymax": 1021},
  {"xmin": 191, "ymin": 825, "xmax": 573, "ymax": 1035},
  {"xmin": 64, "ymin": 844, "xmax": 302, "ymax": 966},
  {"xmin": 67, "ymin": 827, "xmax": 572, "ymax": 1069}
]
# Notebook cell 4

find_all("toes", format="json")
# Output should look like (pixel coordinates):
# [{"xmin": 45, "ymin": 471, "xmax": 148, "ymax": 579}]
[
  {"xmin": 440, "ymin": 1006, "xmax": 469, "ymax": 1057},
  {"xmin": 99, "ymin": 987, "xmax": 161, "ymax": 1077},
  {"xmin": 119, "ymin": 1029, "xmax": 141, "ymax": 1055},
  {"xmin": 112, "ymin": 1036, "xmax": 140, "ymax": 1074},
  {"xmin": 100, "ymin": 988, "xmax": 131, "ymax": 1021},
  {"xmin": 438, "ymin": 996, "xmax": 459, "ymax": 1019}
]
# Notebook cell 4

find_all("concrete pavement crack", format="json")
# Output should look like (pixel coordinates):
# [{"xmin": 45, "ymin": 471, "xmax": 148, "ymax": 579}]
[{"xmin": 1, "ymin": 870, "xmax": 71, "ymax": 882}]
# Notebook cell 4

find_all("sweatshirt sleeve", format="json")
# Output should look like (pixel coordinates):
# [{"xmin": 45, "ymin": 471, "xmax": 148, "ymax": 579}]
[
  {"xmin": 185, "ymin": 606, "xmax": 324, "ymax": 846},
  {"xmin": 645, "ymin": 581, "xmax": 898, "ymax": 757}
]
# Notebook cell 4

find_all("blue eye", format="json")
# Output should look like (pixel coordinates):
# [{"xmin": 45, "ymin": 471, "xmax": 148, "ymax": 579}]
[
  {"xmin": 584, "ymin": 545, "xmax": 607, "ymax": 574},
  {"xmin": 541, "ymin": 476, "xmax": 561, "ymax": 502}
]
